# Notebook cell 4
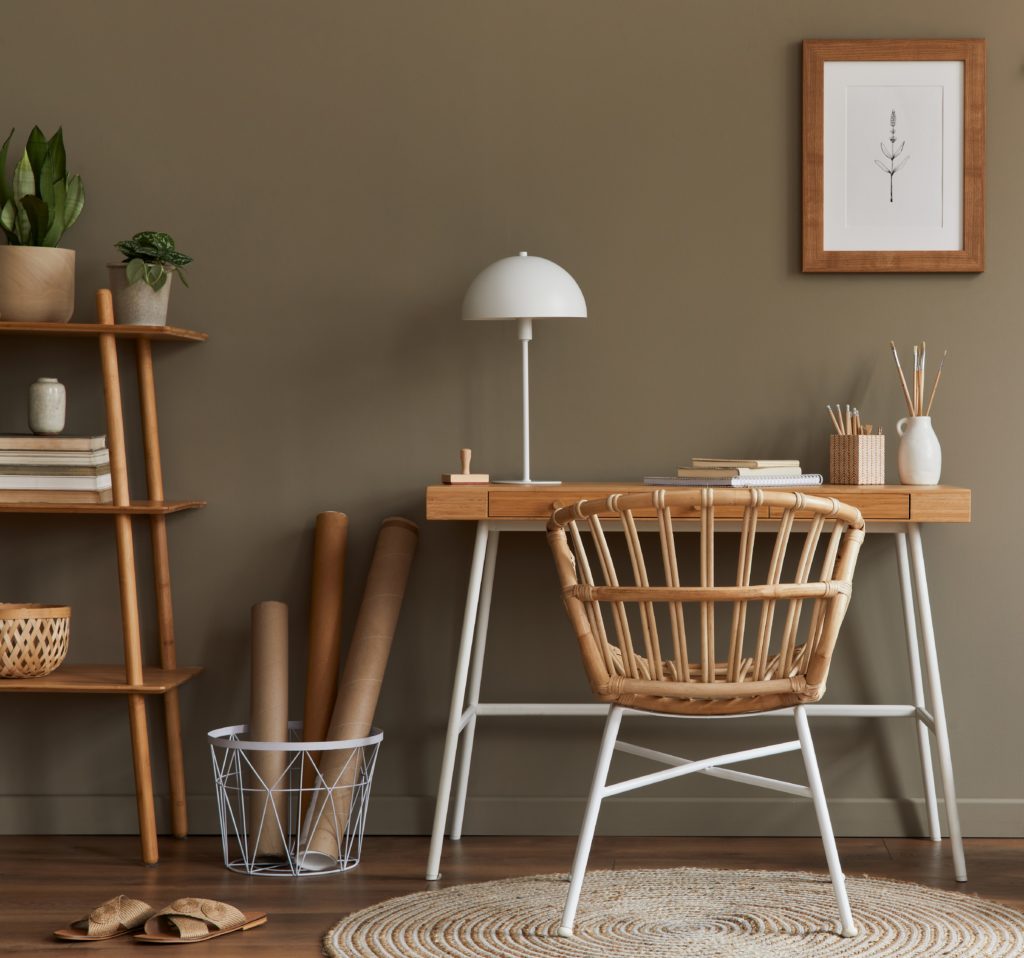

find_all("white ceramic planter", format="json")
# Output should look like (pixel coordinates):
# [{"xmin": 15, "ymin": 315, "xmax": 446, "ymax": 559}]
[
  {"xmin": 0, "ymin": 246, "xmax": 75, "ymax": 323},
  {"xmin": 28, "ymin": 378, "xmax": 66, "ymax": 435},
  {"xmin": 897, "ymin": 416, "xmax": 942, "ymax": 485},
  {"xmin": 107, "ymin": 264, "xmax": 173, "ymax": 326}
]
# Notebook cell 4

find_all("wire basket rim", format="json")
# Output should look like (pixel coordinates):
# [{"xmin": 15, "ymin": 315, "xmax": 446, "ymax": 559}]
[{"xmin": 207, "ymin": 720, "xmax": 383, "ymax": 752}]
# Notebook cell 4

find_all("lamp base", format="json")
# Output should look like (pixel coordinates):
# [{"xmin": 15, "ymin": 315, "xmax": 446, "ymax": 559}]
[{"xmin": 494, "ymin": 479, "xmax": 562, "ymax": 485}]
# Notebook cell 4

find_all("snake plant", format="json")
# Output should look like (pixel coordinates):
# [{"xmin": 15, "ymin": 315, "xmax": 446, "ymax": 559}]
[
  {"xmin": 0, "ymin": 127, "xmax": 85, "ymax": 246},
  {"xmin": 114, "ymin": 231, "xmax": 192, "ymax": 291}
]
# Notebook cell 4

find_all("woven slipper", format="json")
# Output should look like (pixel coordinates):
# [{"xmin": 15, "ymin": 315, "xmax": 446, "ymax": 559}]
[
  {"xmin": 54, "ymin": 894, "xmax": 156, "ymax": 941},
  {"xmin": 134, "ymin": 898, "xmax": 267, "ymax": 945}
]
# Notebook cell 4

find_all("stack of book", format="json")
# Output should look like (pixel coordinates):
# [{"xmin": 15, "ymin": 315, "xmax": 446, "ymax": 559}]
[
  {"xmin": 645, "ymin": 458, "xmax": 823, "ymax": 487},
  {"xmin": 0, "ymin": 435, "xmax": 113, "ymax": 503}
]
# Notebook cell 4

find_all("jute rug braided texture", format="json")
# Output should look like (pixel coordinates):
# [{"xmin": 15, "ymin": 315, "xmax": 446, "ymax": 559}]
[{"xmin": 324, "ymin": 866, "xmax": 1024, "ymax": 957}]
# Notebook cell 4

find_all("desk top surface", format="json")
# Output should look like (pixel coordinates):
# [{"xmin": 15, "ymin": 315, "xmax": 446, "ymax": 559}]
[{"xmin": 426, "ymin": 483, "xmax": 971, "ymax": 523}]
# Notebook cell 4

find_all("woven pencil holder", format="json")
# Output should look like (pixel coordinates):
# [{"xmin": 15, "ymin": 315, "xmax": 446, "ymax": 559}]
[
  {"xmin": 0, "ymin": 604, "xmax": 71, "ymax": 678},
  {"xmin": 829, "ymin": 435, "xmax": 885, "ymax": 485}
]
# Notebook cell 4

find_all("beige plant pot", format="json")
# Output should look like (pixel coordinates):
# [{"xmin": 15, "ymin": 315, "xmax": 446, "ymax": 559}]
[
  {"xmin": 0, "ymin": 246, "xmax": 75, "ymax": 323},
  {"xmin": 107, "ymin": 263, "xmax": 173, "ymax": 326}
]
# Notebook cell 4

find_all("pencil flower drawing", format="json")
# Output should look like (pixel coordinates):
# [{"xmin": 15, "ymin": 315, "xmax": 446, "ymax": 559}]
[{"xmin": 874, "ymin": 109, "xmax": 909, "ymax": 203}]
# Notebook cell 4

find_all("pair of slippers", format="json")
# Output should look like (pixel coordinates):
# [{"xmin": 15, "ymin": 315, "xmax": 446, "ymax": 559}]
[{"xmin": 54, "ymin": 895, "xmax": 267, "ymax": 945}]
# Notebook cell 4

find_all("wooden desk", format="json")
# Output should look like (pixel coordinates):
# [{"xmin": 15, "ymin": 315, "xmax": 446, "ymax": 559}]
[{"xmin": 424, "ymin": 483, "xmax": 972, "ymax": 883}]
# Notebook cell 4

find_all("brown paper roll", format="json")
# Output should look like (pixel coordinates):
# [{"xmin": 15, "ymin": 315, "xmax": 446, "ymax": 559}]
[
  {"xmin": 249, "ymin": 600, "xmax": 289, "ymax": 859},
  {"xmin": 301, "ymin": 517, "xmax": 418, "ymax": 868},
  {"xmin": 300, "ymin": 512, "xmax": 348, "ymax": 815}
]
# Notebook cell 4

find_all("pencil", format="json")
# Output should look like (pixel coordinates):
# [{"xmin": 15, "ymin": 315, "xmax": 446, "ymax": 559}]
[
  {"xmin": 890, "ymin": 341, "xmax": 915, "ymax": 416},
  {"xmin": 845, "ymin": 404, "xmax": 852, "ymax": 435},
  {"xmin": 925, "ymin": 349, "xmax": 947, "ymax": 416},
  {"xmin": 913, "ymin": 345, "xmax": 920, "ymax": 416},
  {"xmin": 826, "ymin": 405, "xmax": 842, "ymax": 434}
]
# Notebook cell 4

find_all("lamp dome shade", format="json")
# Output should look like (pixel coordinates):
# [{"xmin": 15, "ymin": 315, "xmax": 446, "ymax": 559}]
[{"xmin": 462, "ymin": 251, "xmax": 587, "ymax": 321}]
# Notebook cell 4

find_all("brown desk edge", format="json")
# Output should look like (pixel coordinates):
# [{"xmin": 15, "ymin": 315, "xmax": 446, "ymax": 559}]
[{"xmin": 426, "ymin": 484, "xmax": 971, "ymax": 523}]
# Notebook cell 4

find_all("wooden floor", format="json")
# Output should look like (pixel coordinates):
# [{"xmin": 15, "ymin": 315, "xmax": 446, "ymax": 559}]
[{"xmin": 2, "ymin": 835, "xmax": 1022, "ymax": 955}]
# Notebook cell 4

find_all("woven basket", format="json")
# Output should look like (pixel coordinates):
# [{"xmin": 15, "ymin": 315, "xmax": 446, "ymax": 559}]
[
  {"xmin": 829, "ymin": 435, "xmax": 886, "ymax": 485},
  {"xmin": 0, "ymin": 604, "xmax": 71, "ymax": 678}
]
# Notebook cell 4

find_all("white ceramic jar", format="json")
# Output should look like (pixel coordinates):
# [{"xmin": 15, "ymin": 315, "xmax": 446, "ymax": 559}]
[
  {"xmin": 28, "ymin": 377, "xmax": 66, "ymax": 435},
  {"xmin": 896, "ymin": 416, "xmax": 941, "ymax": 485}
]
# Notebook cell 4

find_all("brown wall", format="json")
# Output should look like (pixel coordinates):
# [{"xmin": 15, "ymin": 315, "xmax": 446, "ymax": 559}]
[{"xmin": 1, "ymin": 1, "xmax": 1020, "ymax": 838}]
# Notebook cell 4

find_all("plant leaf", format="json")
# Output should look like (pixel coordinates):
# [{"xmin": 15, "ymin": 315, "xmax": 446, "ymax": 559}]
[
  {"xmin": 20, "ymin": 195, "xmax": 50, "ymax": 245},
  {"xmin": 38, "ymin": 153, "xmax": 55, "ymax": 212},
  {"xmin": 176, "ymin": 266, "xmax": 189, "ymax": 288},
  {"xmin": 126, "ymin": 258, "xmax": 147, "ymax": 286},
  {"xmin": 0, "ymin": 129, "xmax": 14, "ymax": 209},
  {"xmin": 14, "ymin": 199, "xmax": 31, "ymax": 243},
  {"xmin": 62, "ymin": 175, "xmax": 84, "ymax": 232},
  {"xmin": 25, "ymin": 127, "xmax": 48, "ymax": 188},
  {"xmin": 893, "ymin": 156, "xmax": 910, "ymax": 174},
  {"xmin": 0, "ymin": 199, "xmax": 14, "ymax": 232},
  {"xmin": 894, "ymin": 141, "xmax": 905, "ymax": 158},
  {"xmin": 42, "ymin": 178, "xmax": 66, "ymax": 246},
  {"xmin": 47, "ymin": 128, "xmax": 66, "ymax": 180},
  {"xmin": 874, "ymin": 159, "xmax": 889, "ymax": 173},
  {"xmin": 149, "ymin": 265, "xmax": 168, "ymax": 291},
  {"xmin": 12, "ymin": 149, "xmax": 34, "ymax": 200}
]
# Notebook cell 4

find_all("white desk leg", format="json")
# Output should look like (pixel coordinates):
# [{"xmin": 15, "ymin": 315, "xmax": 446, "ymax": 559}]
[
  {"xmin": 450, "ymin": 529, "xmax": 500, "ymax": 840},
  {"xmin": 426, "ymin": 521, "xmax": 491, "ymax": 881},
  {"xmin": 895, "ymin": 532, "xmax": 942, "ymax": 842},
  {"xmin": 907, "ymin": 523, "xmax": 967, "ymax": 882}
]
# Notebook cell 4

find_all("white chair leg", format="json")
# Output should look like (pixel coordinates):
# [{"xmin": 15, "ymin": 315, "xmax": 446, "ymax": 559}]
[
  {"xmin": 795, "ymin": 705, "xmax": 858, "ymax": 938},
  {"xmin": 558, "ymin": 705, "xmax": 623, "ymax": 938}
]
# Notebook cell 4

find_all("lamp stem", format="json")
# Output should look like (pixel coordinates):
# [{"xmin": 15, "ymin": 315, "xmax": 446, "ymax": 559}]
[{"xmin": 518, "ymin": 317, "xmax": 532, "ymax": 483}]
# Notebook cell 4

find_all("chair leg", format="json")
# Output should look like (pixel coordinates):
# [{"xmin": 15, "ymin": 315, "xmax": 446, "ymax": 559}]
[
  {"xmin": 794, "ymin": 705, "xmax": 857, "ymax": 938},
  {"xmin": 558, "ymin": 705, "xmax": 623, "ymax": 938}
]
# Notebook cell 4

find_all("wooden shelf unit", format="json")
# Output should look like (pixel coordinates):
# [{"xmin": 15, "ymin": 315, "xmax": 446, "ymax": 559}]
[{"xmin": 0, "ymin": 292, "xmax": 205, "ymax": 865}]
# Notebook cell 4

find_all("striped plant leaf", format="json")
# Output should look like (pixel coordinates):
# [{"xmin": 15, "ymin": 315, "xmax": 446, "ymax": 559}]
[{"xmin": 12, "ymin": 150, "xmax": 34, "ymax": 201}]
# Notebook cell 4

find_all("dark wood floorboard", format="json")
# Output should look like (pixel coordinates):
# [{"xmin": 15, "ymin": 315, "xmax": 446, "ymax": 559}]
[{"xmin": 0, "ymin": 835, "xmax": 1021, "ymax": 955}]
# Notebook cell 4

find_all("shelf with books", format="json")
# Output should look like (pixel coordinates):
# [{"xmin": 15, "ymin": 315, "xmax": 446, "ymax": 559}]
[
  {"xmin": 0, "ymin": 289, "xmax": 206, "ymax": 865},
  {"xmin": 0, "ymin": 321, "xmax": 206, "ymax": 342},
  {"xmin": 0, "ymin": 664, "xmax": 202, "ymax": 694}
]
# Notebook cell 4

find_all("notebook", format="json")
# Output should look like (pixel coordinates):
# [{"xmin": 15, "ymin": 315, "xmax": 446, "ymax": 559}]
[{"xmin": 643, "ymin": 474, "xmax": 823, "ymax": 488}]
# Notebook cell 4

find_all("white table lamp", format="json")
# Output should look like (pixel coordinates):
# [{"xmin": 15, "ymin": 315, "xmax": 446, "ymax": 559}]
[{"xmin": 462, "ymin": 252, "xmax": 586, "ymax": 484}]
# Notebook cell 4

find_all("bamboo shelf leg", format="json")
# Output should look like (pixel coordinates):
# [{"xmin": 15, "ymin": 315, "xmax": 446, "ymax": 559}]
[
  {"xmin": 99, "ymin": 290, "xmax": 159, "ymax": 865},
  {"xmin": 137, "ymin": 338, "xmax": 188, "ymax": 839}
]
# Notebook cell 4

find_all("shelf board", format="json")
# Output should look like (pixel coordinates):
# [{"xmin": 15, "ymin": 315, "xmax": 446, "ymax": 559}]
[
  {"xmin": 0, "ymin": 499, "xmax": 205, "ymax": 516},
  {"xmin": 0, "ymin": 665, "xmax": 202, "ymax": 694},
  {"xmin": 0, "ymin": 322, "xmax": 206, "ymax": 342}
]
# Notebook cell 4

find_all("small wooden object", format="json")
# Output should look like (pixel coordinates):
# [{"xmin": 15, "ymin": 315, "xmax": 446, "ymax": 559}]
[
  {"xmin": 830, "ymin": 434, "xmax": 885, "ymax": 485},
  {"xmin": 0, "ymin": 604, "xmax": 71, "ymax": 678},
  {"xmin": 443, "ymin": 448, "xmax": 489, "ymax": 484}
]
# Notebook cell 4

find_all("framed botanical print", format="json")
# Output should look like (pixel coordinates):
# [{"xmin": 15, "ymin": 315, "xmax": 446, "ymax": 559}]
[{"xmin": 802, "ymin": 39, "xmax": 985, "ymax": 272}]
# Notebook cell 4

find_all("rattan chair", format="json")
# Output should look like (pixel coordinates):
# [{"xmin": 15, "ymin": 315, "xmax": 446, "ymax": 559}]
[{"xmin": 547, "ymin": 488, "xmax": 865, "ymax": 939}]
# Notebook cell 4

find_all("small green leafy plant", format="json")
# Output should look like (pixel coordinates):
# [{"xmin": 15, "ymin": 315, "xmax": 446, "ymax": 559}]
[
  {"xmin": 0, "ymin": 127, "xmax": 85, "ymax": 246},
  {"xmin": 114, "ymin": 231, "xmax": 192, "ymax": 291}
]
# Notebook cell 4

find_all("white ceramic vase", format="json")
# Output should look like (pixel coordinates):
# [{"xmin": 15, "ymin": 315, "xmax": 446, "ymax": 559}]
[
  {"xmin": 107, "ymin": 264, "xmax": 173, "ymax": 326},
  {"xmin": 28, "ymin": 377, "xmax": 67, "ymax": 435},
  {"xmin": 897, "ymin": 416, "xmax": 941, "ymax": 485}
]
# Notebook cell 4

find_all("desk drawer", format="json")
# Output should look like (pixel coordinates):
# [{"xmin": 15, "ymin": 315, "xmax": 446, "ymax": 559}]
[
  {"xmin": 489, "ymin": 491, "xmax": 754, "ymax": 521},
  {"xmin": 769, "ymin": 492, "xmax": 909, "ymax": 521}
]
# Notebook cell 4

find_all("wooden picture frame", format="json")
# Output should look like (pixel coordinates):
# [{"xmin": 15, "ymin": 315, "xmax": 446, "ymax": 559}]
[{"xmin": 802, "ymin": 39, "xmax": 985, "ymax": 273}]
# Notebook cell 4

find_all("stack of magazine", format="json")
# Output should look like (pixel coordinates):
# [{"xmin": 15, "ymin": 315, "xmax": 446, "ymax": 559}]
[
  {"xmin": 0, "ymin": 435, "xmax": 112, "ymax": 503},
  {"xmin": 644, "ymin": 458, "xmax": 823, "ymax": 488}
]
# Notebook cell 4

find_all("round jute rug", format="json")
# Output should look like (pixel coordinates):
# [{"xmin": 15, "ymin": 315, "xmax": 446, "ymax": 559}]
[{"xmin": 323, "ymin": 866, "xmax": 1024, "ymax": 957}]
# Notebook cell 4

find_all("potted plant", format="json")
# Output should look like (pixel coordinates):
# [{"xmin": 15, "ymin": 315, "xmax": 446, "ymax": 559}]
[
  {"xmin": 108, "ymin": 231, "xmax": 192, "ymax": 326},
  {"xmin": 0, "ymin": 127, "xmax": 85, "ymax": 323}
]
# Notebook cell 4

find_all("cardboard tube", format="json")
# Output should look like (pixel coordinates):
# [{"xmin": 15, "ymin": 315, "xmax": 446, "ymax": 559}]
[
  {"xmin": 300, "ymin": 512, "xmax": 348, "ymax": 815},
  {"xmin": 249, "ymin": 601, "xmax": 289, "ymax": 859},
  {"xmin": 301, "ymin": 517, "xmax": 418, "ymax": 869}
]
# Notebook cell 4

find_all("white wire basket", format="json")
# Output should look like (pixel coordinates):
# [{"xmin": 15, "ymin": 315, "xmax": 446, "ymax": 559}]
[{"xmin": 208, "ymin": 721, "xmax": 382, "ymax": 877}]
